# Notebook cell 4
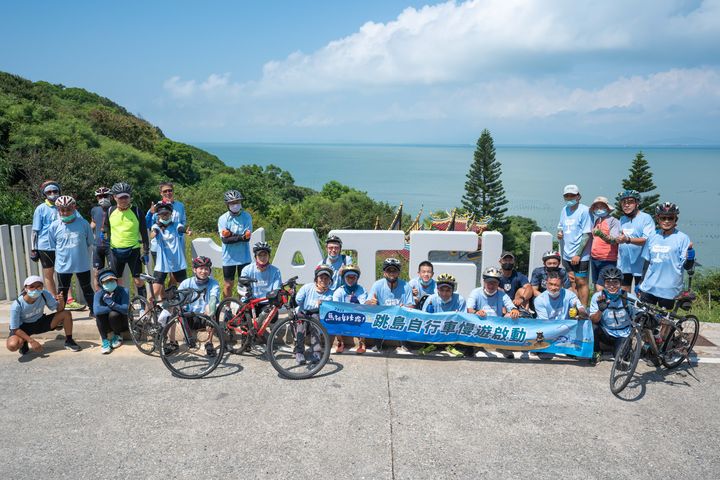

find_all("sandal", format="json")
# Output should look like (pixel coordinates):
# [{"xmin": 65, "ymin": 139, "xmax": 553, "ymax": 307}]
[
  {"xmin": 335, "ymin": 341, "xmax": 345, "ymax": 354},
  {"xmin": 356, "ymin": 341, "xmax": 366, "ymax": 354}
]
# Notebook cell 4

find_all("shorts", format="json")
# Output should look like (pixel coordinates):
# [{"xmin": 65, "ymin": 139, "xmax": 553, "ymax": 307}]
[
  {"xmin": 622, "ymin": 273, "xmax": 641, "ymax": 288},
  {"xmin": 153, "ymin": 269, "xmax": 188, "ymax": 284},
  {"xmin": 110, "ymin": 247, "xmax": 142, "ymax": 278},
  {"xmin": 93, "ymin": 245, "xmax": 110, "ymax": 269},
  {"xmin": 223, "ymin": 263, "xmax": 250, "ymax": 282},
  {"xmin": 12, "ymin": 313, "xmax": 56, "ymax": 336},
  {"xmin": 38, "ymin": 250, "xmax": 55, "ymax": 269},
  {"xmin": 562, "ymin": 259, "xmax": 590, "ymax": 278},
  {"xmin": 592, "ymin": 259, "xmax": 616, "ymax": 285},
  {"xmin": 639, "ymin": 291, "xmax": 675, "ymax": 310}
]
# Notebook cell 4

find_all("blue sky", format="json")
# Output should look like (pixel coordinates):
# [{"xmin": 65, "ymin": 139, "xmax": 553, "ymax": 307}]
[{"xmin": 3, "ymin": 0, "xmax": 720, "ymax": 144}]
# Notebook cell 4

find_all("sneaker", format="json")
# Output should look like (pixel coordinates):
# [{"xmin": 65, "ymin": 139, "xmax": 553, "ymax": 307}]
[
  {"xmin": 395, "ymin": 345, "xmax": 412, "ymax": 355},
  {"xmin": 163, "ymin": 341, "xmax": 179, "ymax": 356},
  {"xmin": 19, "ymin": 341, "xmax": 29, "ymax": 355},
  {"xmin": 589, "ymin": 351, "xmax": 601, "ymax": 366},
  {"xmin": 64, "ymin": 339, "xmax": 82, "ymax": 352},
  {"xmin": 310, "ymin": 352, "xmax": 322, "ymax": 364},
  {"xmin": 64, "ymin": 301, "xmax": 86, "ymax": 311},
  {"xmin": 445, "ymin": 345, "xmax": 464, "ymax": 357},
  {"xmin": 205, "ymin": 342, "xmax": 216, "ymax": 358},
  {"xmin": 101, "ymin": 339, "xmax": 112, "ymax": 354},
  {"xmin": 418, "ymin": 344, "xmax": 437, "ymax": 356},
  {"xmin": 295, "ymin": 352, "xmax": 307, "ymax": 365},
  {"xmin": 110, "ymin": 334, "xmax": 122, "ymax": 349},
  {"xmin": 370, "ymin": 345, "xmax": 381, "ymax": 353}
]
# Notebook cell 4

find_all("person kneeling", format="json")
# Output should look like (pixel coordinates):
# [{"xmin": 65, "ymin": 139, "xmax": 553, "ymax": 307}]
[
  {"xmin": 6, "ymin": 275, "xmax": 80, "ymax": 355},
  {"xmin": 332, "ymin": 265, "xmax": 367, "ymax": 353},
  {"xmin": 93, "ymin": 269, "xmax": 129, "ymax": 354},
  {"xmin": 420, "ymin": 274, "xmax": 466, "ymax": 357},
  {"xmin": 588, "ymin": 267, "xmax": 636, "ymax": 364}
]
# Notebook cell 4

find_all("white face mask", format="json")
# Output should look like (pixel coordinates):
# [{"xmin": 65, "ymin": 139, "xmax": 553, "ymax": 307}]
[
  {"xmin": 548, "ymin": 290, "xmax": 561, "ymax": 299},
  {"xmin": 228, "ymin": 203, "xmax": 242, "ymax": 214}
]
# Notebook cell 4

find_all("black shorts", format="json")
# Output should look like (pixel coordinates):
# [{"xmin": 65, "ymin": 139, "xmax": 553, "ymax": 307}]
[
  {"xmin": 110, "ymin": 247, "xmax": 142, "ymax": 278},
  {"xmin": 562, "ymin": 259, "xmax": 590, "ymax": 277},
  {"xmin": 38, "ymin": 250, "xmax": 55, "ymax": 269},
  {"xmin": 639, "ymin": 291, "xmax": 675, "ymax": 310},
  {"xmin": 93, "ymin": 245, "xmax": 110, "ymax": 269},
  {"xmin": 153, "ymin": 269, "xmax": 188, "ymax": 284},
  {"xmin": 622, "ymin": 273, "xmax": 641, "ymax": 287},
  {"xmin": 223, "ymin": 263, "xmax": 249, "ymax": 282},
  {"xmin": 13, "ymin": 313, "xmax": 56, "ymax": 336}
]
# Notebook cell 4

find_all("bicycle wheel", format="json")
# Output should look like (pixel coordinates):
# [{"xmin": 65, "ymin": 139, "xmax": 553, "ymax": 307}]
[
  {"xmin": 128, "ymin": 296, "xmax": 159, "ymax": 355},
  {"xmin": 215, "ymin": 297, "xmax": 252, "ymax": 354},
  {"xmin": 267, "ymin": 314, "xmax": 330, "ymax": 380},
  {"xmin": 661, "ymin": 315, "xmax": 700, "ymax": 369},
  {"xmin": 160, "ymin": 314, "xmax": 225, "ymax": 379},
  {"xmin": 609, "ymin": 328, "xmax": 642, "ymax": 395}
]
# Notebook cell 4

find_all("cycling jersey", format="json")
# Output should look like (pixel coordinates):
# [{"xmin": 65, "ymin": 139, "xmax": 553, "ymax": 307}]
[
  {"xmin": 152, "ymin": 222, "xmax": 187, "ymax": 273},
  {"xmin": 32, "ymin": 201, "xmax": 58, "ymax": 250},
  {"xmin": 640, "ymin": 229, "xmax": 691, "ymax": 300},
  {"xmin": 47, "ymin": 217, "xmax": 94, "ymax": 274},
  {"xmin": 530, "ymin": 267, "xmax": 571, "ymax": 291},
  {"xmin": 147, "ymin": 201, "xmax": 187, "ymax": 254},
  {"xmin": 240, "ymin": 263, "xmax": 282, "ymax": 299},
  {"xmin": 408, "ymin": 277, "xmax": 437, "ymax": 297},
  {"xmin": 589, "ymin": 291, "xmax": 637, "ymax": 338},
  {"xmin": 217, "ymin": 211, "xmax": 253, "ymax": 266},
  {"xmin": 534, "ymin": 289, "xmax": 581, "ymax": 320},
  {"xmin": 179, "ymin": 277, "xmax": 221, "ymax": 314},
  {"xmin": 295, "ymin": 283, "xmax": 333, "ymax": 313},
  {"xmin": 368, "ymin": 279, "xmax": 413, "ymax": 306},
  {"xmin": 617, "ymin": 211, "xmax": 655, "ymax": 275},
  {"xmin": 332, "ymin": 283, "xmax": 368, "ymax": 304},
  {"xmin": 318, "ymin": 254, "xmax": 352, "ymax": 290},
  {"xmin": 422, "ymin": 293, "xmax": 466, "ymax": 313},
  {"xmin": 467, "ymin": 288, "xmax": 514, "ymax": 317}
]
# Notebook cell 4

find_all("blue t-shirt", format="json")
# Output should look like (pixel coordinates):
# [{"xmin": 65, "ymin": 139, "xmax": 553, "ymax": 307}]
[
  {"xmin": 368, "ymin": 279, "xmax": 414, "ymax": 306},
  {"xmin": 332, "ymin": 284, "xmax": 368, "ymax": 304},
  {"xmin": 47, "ymin": 217, "xmax": 94, "ymax": 274},
  {"xmin": 467, "ymin": 288, "xmax": 515, "ymax": 316},
  {"xmin": 90, "ymin": 205, "xmax": 110, "ymax": 249},
  {"xmin": 617, "ymin": 211, "xmax": 655, "ymax": 275},
  {"xmin": 422, "ymin": 293, "xmax": 466, "ymax": 313},
  {"xmin": 530, "ymin": 267, "xmax": 571, "ymax": 291},
  {"xmin": 217, "ymin": 211, "xmax": 253, "ymax": 266},
  {"xmin": 500, "ymin": 270, "xmax": 529, "ymax": 299},
  {"xmin": 408, "ymin": 277, "xmax": 437, "ymax": 299},
  {"xmin": 152, "ymin": 222, "xmax": 187, "ymax": 273},
  {"xmin": 148, "ymin": 201, "xmax": 187, "ymax": 253},
  {"xmin": 295, "ymin": 283, "xmax": 334, "ymax": 313},
  {"xmin": 32, "ymin": 201, "xmax": 59, "ymax": 251},
  {"xmin": 318, "ymin": 254, "xmax": 352, "ymax": 290},
  {"xmin": 640, "ymin": 229, "xmax": 691, "ymax": 300},
  {"xmin": 558, "ymin": 204, "xmax": 592, "ymax": 261},
  {"xmin": 93, "ymin": 287, "xmax": 130, "ymax": 316},
  {"xmin": 179, "ymin": 276, "xmax": 221, "ymax": 314},
  {"xmin": 589, "ymin": 291, "xmax": 637, "ymax": 338},
  {"xmin": 241, "ymin": 263, "xmax": 283, "ymax": 299},
  {"xmin": 10, "ymin": 291, "xmax": 58, "ymax": 330},
  {"xmin": 534, "ymin": 289, "xmax": 581, "ymax": 320}
]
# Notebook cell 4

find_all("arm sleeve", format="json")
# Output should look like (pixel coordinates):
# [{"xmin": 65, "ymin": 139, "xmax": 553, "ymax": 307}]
[{"xmin": 111, "ymin": 288, "xmax": 130, "ymax": 314}]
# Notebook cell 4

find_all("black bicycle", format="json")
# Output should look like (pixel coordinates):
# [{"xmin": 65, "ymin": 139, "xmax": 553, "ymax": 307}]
[
  {"xmin": 127, "ymin": 274, "xmax": 163, "ymax": 355},
  {"xmin": 609, "ymin": 291, "xmax": 699, "ymax": 395}
]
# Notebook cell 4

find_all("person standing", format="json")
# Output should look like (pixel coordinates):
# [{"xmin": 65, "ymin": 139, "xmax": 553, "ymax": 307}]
[
  {"xmin": 218, "ymin": 190, "xmax": 253, "ymax": 298},
  {"xmin": 557, "ymin": 184, "xmax": 592, "ymax": 305},
  {"xmin": 616, "ymin": 190, "xmax": 656, "ymax": 292},
  {"xmin": 318, "ymin": 234, "xmax": 351, "ymax": 291},
  {"xmin": 589, "ymin": 196, "xmax": 621, "ymax": 290},
  {"xmin": 146, "ymin": 182, "xmax": 187, "ymax": 272},
  {"xmin": 89, "ymin": 186, "xmax": 113, "ymax": 288},
  {"xmin": 30, "ymin": 180, "xmax": 62, "ymax": 295}
]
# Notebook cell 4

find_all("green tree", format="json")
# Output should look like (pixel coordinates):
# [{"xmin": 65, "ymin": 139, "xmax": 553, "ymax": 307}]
[
  {"xmin": 461, "ymin": 129, "xmax": 508, "ymax": 230},
  {"xmin": 618, "ymin": 151, "xmax": 660, "ymax": 215},
  {"xmin": 502, "ymin": 215, "xmax": 542, "ymax": 273}
]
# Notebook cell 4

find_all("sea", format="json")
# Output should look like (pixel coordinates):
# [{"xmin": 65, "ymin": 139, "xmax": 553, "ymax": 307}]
[{"xmin": 193, "ymin": 143, "xmax": 720, "ymax": 268}]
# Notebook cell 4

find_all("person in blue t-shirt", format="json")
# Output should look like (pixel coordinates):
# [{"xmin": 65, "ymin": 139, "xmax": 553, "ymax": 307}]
[
  {"xmin": 498, "ymin": 251, "xmax": 531, "ymax": 309},
  {"xmin": 318, "ymin": 234, "xmax": 352, "ymax": 291},
  {"xmin": 6, "ymin": 275, "xmax": 79, "ymax": 355},
  {"xmin": 534, "ymin": 272, "xmax": 587, "ymax": 320},
  {"xmin": 639, "ymin": 202, "xmax": 694, "ymax": 310},
  {"xmin": 468, "ymin": 268, "xmax": 520, "ymax": 319},
  {"xmin": 150, "ymin": 202, "xmax": 191, "ymax": 299},
  {"xmin": 47, "ymin": 196, "xmax": 95, "ymax": 314},
  {"xmin": 588, "ymin": 266, "xmax": 636, "ymax": 363},
  {"xmin": 419, "ymin": 273, "xmax": 467, "ymax": 357},
  {"xmin": 30, "ymin": 180, "xmax": 62, "ymax": 295},
  {"xmin": 180, "ymin": 256, "xmax": 221, "ymax": 316},
  {"xmin": 294, "ymin": 265, "xmax": 334, "ymax": 365},
  {"xmin": 557, "ymin": 184, "xmax": 592, "ymax": 306},
  {"xmin": 241, "ymin": 242, "xmax": 283, "ymax": 314},
  {"xmin": 93, "ymin": 268, "xmax": 130, "ymax": 354},
  {"xmin": 331, "ymin": 264, "xmax": 368, "ymax": 354},
  {"xmin": 366, "ymin": 258, "xmax": 414, "ymax": 354},
  {"xmin": 146, "ymin": 182, "xmax": 187, "ymax": 272},
  {"xmin": 408, "ymin": 261, "xmax": 436, "ymax": 309},
  {"xmin": 218, "ymin": 189, "xmax": 253, "ymax": 299},
  {"xmin": 616, "ymin": 190, "xmax": 656, "ymax": 292}
]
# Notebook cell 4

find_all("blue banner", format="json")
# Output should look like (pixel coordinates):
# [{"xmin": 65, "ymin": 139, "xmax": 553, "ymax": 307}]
[{"xmin": 320, "ymin": 301, "xmax": 594, "ymax": 358}]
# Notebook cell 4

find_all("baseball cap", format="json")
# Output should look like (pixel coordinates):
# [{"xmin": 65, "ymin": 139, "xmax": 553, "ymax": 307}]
[
  {"xmin": 23, "ymin": 275, "xmax": 44, "ymax": 287},
  {"xmin": 563, "ymin": 184, "xmax": 580, "ymax": 195}
]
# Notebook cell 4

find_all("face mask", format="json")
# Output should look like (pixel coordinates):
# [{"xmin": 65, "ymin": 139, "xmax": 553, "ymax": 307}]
[
  {"xmin": 46, "ymin": 194, "xmax": 59, "ymax": 202},
  {"xmin": 327, "ymin": 253, "xmax": 339, "ymax": 261},
  {"xmin": 565, "ymin": 199, "xmax": 578, "ymax": 208},
  {"xmin": 255, "ymin": 259, "xmax": 268, "ymax": 270},
  {"xmin": 159, "ymin": 218, "xmax": 172, "ymax": 225},
  {"xmin": 501, "ymin": 262, "xmax": 514, "ymax": 271},
  {"xmin": 228, "ymin": 204, "xmax": 242, "ymax": 214},
  {"xmin": 98, "ymin": 198, "xmax": 111, "ymax": 208},
  {"xmin": 594, "ymin": 209, "xmax": 608, "ymax": 218},
  {"xmin": 102, "ymin": 281, "xmax": 117, "ymax": 292},
  {"xmin": 548, "ymin": 290, "xmax": 561, "ymax": 299},
  {"xmin": 26, "ymin": 289, "xmax": 41, "ymax": 299},
  {"xmin": 546, "ymin": 266, "xmax": 559, "ymax": 272},
  {"xmin": 483, "ymin": 288, "xmax": 496, "ymax": 296},
  {"xmin": 195, "ymin": 276, "xmax": 209, "ymax": 285},
  {"xmin": 441, "ymin": 295, "xmax": 453, "ymax": 304},
  {"xmin": 420, "ymin": 278, "xmax": 432, "ymax": 287},
  {"xmin": 606, "ymin": 290, "xmax": 620, "ymax": 301},
  {"xmin": 61, "ymin": 213, "xmax": 76, "ymax": 223}
]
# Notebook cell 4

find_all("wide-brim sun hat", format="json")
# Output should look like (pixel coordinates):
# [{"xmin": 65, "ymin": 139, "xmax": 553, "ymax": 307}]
[{"xmin": 591, "ymin": 196, "xmax": 614, "ymax": 211}]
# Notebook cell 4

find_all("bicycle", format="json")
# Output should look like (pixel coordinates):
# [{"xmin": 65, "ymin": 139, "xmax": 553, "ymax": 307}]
[
  {"xmin": 609, "ymin": 290, "xmax": 699, "ymax": 396},
  {"xmin": 158, "ymin": 286, "xmax": 225, "ymax": 379},
  {"xmin": 215, "ymin": 276, "xmax": 331, "ymax": 379},
  {"xmin": 127, "ymin": 274, "xmax": 163, "ymax": 354}
]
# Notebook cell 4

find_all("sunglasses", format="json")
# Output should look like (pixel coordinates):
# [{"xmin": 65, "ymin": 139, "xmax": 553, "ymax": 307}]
[
  {"xmin": 162, "ymin": 189, "xmax": 174, "ymax": 194},
  {"xmin": 658, "ymin": 216, "xmax": 676, "ymax": 221}
]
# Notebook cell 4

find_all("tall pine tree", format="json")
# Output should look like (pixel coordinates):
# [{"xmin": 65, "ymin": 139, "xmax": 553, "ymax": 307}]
[
  {"xmin": 461, "ymin": 129, "xmax": 508, "ymax": 230},
  {"xmin": 617, "ymin": 151, "xmax": 660, "ymax": 215}
]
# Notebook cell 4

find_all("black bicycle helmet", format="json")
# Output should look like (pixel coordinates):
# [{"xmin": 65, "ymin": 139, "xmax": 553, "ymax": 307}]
[
  {"xmin": 542, "ymin": 250, "xmax": 561, "ymax": 262},
  {"xmin": 436, "ymin": 273, "xmax": 457, "ymax": 291},
  {"xmin": 600, "ymin": 266, "xmax": 623, "ymax": 282},
  {"xmin": 94, "ymin": 186, "xmax": 111, "ymax": 196},
  {"xmin": 655, "ymin": 201, "xmax": 679, "ymax": 217},
  {"xmin": 224, "ymin": 190, "xmax": 244, "ymax": 203},
  {"xmin": 618, "ymin": 189, "xmax": 641, "ymax": 201},
  {"xmin": 111, "ymin": 182, "xmax": 132, "ymax": 195},
  {"xmin": 253, "ymin": 241, "xmax": 272, "ymax": 255},
  {"xmin": 155, "ymin": 201, "xmax": 173, "ymax": 214},
  {"xmin": 326, "ymin": 234, "xmax": 343, "ymax": 247},
  {"xmin": 315, "ymin": 265, "xmax": 334, "ymax": 279},
  {"xmin": 382, "ymin": 258, "xmax": 402, "ymax": 271},
  {"xmin": 192, "ymin": 256, "xmax": 212, "ymax": 268}
]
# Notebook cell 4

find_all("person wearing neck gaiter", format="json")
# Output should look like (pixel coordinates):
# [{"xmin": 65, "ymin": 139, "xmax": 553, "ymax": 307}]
[{"xmin": 331, "ymin": 265, "xmax": 367, "ymax": 353}]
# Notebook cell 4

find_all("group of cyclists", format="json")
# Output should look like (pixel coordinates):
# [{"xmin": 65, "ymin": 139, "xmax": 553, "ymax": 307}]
[{"xmin": 6, "ymin": 180, "xmax": 696, "ymax": 366}]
